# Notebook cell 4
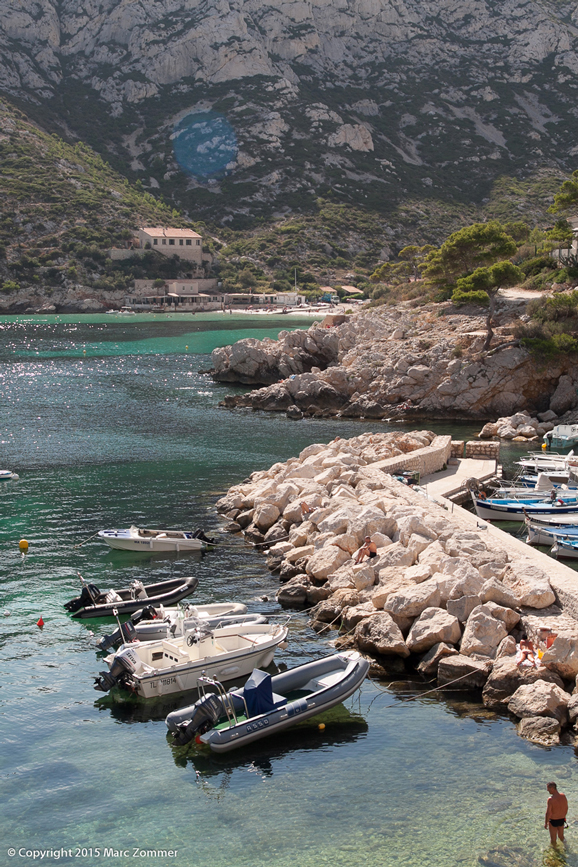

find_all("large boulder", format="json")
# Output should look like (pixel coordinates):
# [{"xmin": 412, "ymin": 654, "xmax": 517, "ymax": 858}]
[
  {"xmin": 437, "ymin": 654, "xmax": 492, "ymax": 689},
  {"xmin": 479, "ymin": 578, "xmax": 521, "ymax": 609},
  {"xmin": 384, "ymin": 583, "xmax": 442, "ymax": 619},
  {"xmin": 517, "ymin": 717, "xmax": 561, "ymax": 746},
  {"xmin": 253, "ymin": 503, "xmax": 281, "ymax": 532},
  {"xmin": 306, "ymin": 544, "xmax": 351, "ymax": 580},
  {"xmin": 507, "ymin": 681, "xmax": 570, "ymax": 724},
  {"xmin": 418, "ymin": 541, "xmax": 446, "ymax": 572},
  {"xmin": 276, "ymin": 575, "xmax": 311, "ymax": 607},
  {"xmin": 460, "ymin": 606, "xmax": 508, "ymax": 659},
  {"xmin": 375, "ymin": 542, "xmax": 416, "ymax": 570},
  {"xmin": 541, "ymin": 633, "xmax": 578, "ymax": 680},
  {"xmin": 353, "ymin": 612, "xmax": 410, "ymax": 658},
  {"xmin": 446, "ymin": 595, "xmax": 481, "ymax": 624},
  {"xmin": 502, "ymin": 561, "xmax": 556, "ymax": 609},
  {"xmin": 370, "ymin": 573, "xmax": 415, "ymax": 610},
  {"xmin": 482, "ymin": 657, "xmax": 565, "ymax": 710},
  {"xmin": 550, "ymin": 374, "xmax": 578, "ymax": 415},
  {"xmin": 406, "ymin": 607, "xmax": 462, "ymax": 654},
  {"xmin": 417, "ymin": 642, "xmax": 459, "ymax": 676}
]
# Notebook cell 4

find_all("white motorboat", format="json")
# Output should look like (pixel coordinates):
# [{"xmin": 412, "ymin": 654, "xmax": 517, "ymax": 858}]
[
  {"xmin": 0, "ymin": 470, "xmax": 19, "ymax": 480},
  {"xmin": 98, "ymin": 526, "xmax": 215, "ymax": 553},
  {"xmin": 96, "ymin": 601, "xmax": 266, "ymax": 651},
  {"xmin": 166, "ymin": 651, "xmax": 370, "ymax": 752},
  {"xmin": 544, "ymin": 425, "xmax": 578, "ymax": 450},
  {"xmin": 94, "ymin": 621, "xmax": 289, "ymax": 699}
]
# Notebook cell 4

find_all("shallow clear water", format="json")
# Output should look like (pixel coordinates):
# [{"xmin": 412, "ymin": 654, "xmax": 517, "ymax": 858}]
[{"xmin": 1, "ymin": 314, "xmax": 576, "ymax": 867}]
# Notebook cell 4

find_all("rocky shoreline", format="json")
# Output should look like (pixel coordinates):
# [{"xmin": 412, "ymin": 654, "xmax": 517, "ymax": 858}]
[
  {"xmin": 216, "ymin": 429, "xmax": 578, "ymax": 747},
  {"xmin": 212, "ymin": 304, "xmax": 578, "ymax": 420}
]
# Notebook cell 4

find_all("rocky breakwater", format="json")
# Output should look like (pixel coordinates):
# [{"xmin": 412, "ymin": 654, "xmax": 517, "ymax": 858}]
[
  {"xmin": 478, "ymin": 410, "xmax": 557, "ymax": 441},
  {"xmin": 216, "ymin": 429, "xmax": 578, "ymax": 746},
  {"xmin": 213, "ymin": 306, "xmax": 578, "ymax": 420}
]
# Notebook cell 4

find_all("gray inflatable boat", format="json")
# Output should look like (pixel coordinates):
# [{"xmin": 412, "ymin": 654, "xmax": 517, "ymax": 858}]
[{"xmin": 166, "ymin": 650, "xmax": 369, "ymax": 752}]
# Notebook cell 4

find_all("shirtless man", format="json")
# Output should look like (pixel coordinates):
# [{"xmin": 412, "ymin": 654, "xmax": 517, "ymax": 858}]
[
  {"xmin": 545, "ymin": 781, "xmax": 568, "ymax": 846},
  {"xmin": 355, "ymin": 536, "xmax": 377, "ymax": 564}
]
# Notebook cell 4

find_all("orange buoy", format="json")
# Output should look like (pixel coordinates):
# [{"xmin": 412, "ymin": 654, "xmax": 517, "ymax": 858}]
[
  {"xmin": 19, "ymin": 539, "xmax": 29, "ymax": 551},
  {"xmin": 318, "ymin": 723, "xmax": 325, "ymax": 731}
]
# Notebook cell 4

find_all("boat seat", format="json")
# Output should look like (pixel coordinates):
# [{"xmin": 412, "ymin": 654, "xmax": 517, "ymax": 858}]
[
  {"xmin": 161, "ymin": 640, "xmax": 188, "ymax": 659},
  {"xmin": 303, "ymin": 670, "xmax": 345, "ymax": 691}
]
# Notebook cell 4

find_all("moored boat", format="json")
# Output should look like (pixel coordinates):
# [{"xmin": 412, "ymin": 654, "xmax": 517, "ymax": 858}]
[
  {"xmin": 551, "ymin": 538, "xmax": 578, "ymax": 560},
  {"xmin": 94, "ymin": 621, "xmax": 289, "ymax": 698},
  {"xmin": 471, "ymin": 492, "xmax": 578, "ymax": 522},
  {"xmin": 165, "ymin": 651, "xmax": 370, "ymax": 752},
  {"xmin": 98, "ymin": 526, "xmax": 215, "ymax": 553},
  {"xmin": 65, "ymin": 575, "xmax": 199, "ymax": 619},
  {"xmin": 544, "ymin": 424, "xmax": 578, "ymax": 450},
  {"xmin": 0, "ymin": 470, "xmax": 19, "ymax": 480},
  {"xmin": 525, "ymin": 519, "xmax": 578, "ymax": 546},
  {"xmin": 96, "ymin": 602, "xmax": 266, "ymax": 651}
]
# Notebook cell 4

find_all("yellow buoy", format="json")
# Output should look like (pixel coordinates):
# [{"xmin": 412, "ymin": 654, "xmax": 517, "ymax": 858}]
[
  {"xmin": 185, "ymin": 345, "xmax": 188, "ymax": 350},
  {"xmin": 83, "ymin": 349, "xmax": 87, "ymax": 355},
  {"xmin": 542, "ymin": 443, "xmax": 547, "ymax": 450},
  {"xmin": 318, "ymin": 723, "xmax": 325, "ymax": 731},
  {"xmin": 19, "ymin": 539, "xmax": 29, "ymax": 551}
]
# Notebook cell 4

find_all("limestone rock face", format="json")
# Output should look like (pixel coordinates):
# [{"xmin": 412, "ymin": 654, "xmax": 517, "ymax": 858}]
[
  {"xmin": 460, "ymin": 606, "xmax": 508, "ymax": 659},
  {"xmin": 305, "ymin": 543, "xmax": 351, "ymax": 580},
  {"xmin": 406, "ymin": 607, "xmax": 461, "ymax": 654},
  {"xmin": 502, "ymin": 562, "xmax": 556, "ymax": 609},
  {"xmin": 417, "ymin": 641, "xmax": 458, "ymax": 676},
  {"xmin": 482, "ymin": 658, "xmax": 565, "ymax": 710},
  {"xmin": 437, "ymin": 654, "xmax": 492, "ymax": 689},
  {"xmin": 507, "ymin": 681, "xmax": 569, "ymax": 724},
  {"xmin": 353, "ymin": 612, "xmax": 410, "ymax": 658},
  {"xmin": 384, "ymin": 583, "xmax": 442, "ymax": 619},
  {"xmin": 517, "ymin": 717, "xmax": 561, "ymax": 746}
]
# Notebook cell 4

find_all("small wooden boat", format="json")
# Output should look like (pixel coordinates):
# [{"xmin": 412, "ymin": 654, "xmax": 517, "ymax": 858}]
[
  {"xmin": 551, "ymin": 538, "xmax": 578, "ymax": 560},
  {"xmin": 0, "ymin": 470, "xmax": 19, "ymax": 480},
  {"xmin": 526, "ymin": 519, "xmax": 578, "ymax": 546},
  {"xmin": 64, "ymin": 576, "xmax": 199, "ymax": 619},
  {"xmin": 96, "ymin": 602, "xmax": 266, "ymax": 651},
  {"xmin": 94, "ymin": 622, "xmax": 288, "ymax": 698},
  {"xmin": 472, "ymin": 493, "xmax": 578, "ymax": 523},
  {"xmin": 98, "ymin": 526, "xmax": 215, "ymax": 553},
  {"xmin": 166, "ymin": 651, "xmax": 370, "ymax": 752}
]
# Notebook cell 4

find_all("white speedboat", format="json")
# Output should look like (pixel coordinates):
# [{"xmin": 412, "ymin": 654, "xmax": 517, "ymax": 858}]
[
  {"xmin": 96, "ymin": 601, "xmax": 266, "ymax": 651},
  {"xmin": 98, "ymin": 526, "xmax": 215, "ymax": 553},
  {"xmin": 166, "ymin": 651, "xmax": 370, "ymax": 752},
  {"xmin": 94, "ymin": 621, "xmax": 288, "ymax": 698},
  {"xmin": 544, "ymin": 425, "xmax": 578, "ymax": 450},
  {"xmin": 0, "ymin": 470, "xmax": 19, "ymax": 480}
]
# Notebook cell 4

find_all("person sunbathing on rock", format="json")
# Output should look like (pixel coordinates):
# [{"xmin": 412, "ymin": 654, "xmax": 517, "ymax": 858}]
[
  {"xmin": 517, "ymin": 635, "xmax": 538, "ymax": 669},
  {"xmin": 355, "ymin": 536, "xmax": 377, "ymax": 564}
]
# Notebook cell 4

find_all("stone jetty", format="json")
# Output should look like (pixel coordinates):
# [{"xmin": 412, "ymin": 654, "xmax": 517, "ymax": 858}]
[
  {"xmin": 212, "ymin": 306, "xmax": 578, "ymax": 420},
  {"xmin": 216, "ymin": 429, "xmax": 578, "ymax": 746}
]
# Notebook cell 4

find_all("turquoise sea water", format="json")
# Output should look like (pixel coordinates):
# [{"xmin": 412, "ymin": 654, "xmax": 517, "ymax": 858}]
[{"xmin": 1, "ymin": 313, "xmax": 577, "ymax": 867}]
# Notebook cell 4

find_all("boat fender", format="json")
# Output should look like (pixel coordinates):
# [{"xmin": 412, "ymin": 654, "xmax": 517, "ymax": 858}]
[{"xmin": 169, "ymin": 694, "xmax": 224, "ymax": 745}]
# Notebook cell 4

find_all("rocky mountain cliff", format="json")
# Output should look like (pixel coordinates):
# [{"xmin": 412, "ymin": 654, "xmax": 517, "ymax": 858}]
[{"xmin": 1, "ymin": 0, "xmax": 576, "ymax": 227}]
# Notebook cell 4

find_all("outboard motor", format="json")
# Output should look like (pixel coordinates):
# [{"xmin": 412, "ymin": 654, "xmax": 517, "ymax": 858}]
[
  {"xmin": 64, "ymin": 583, "xmax": 101, "ymax": 612},
  {"xmin": 97, "ymin": 619, "xmax": 138, "ymax": 652},
  {"xmin": 93, "ymin": 645, "xmax": 141, "ymax": 692},
  {"xmin": 168, "ymin": 693, "xmax": 224, "ymax": 745},
  {"xmin": 192, "ymin": 529, "xmax": 217, "ymax": 545}
]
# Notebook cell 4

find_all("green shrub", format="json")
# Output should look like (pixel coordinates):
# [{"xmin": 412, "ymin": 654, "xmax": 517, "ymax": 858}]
[
  {"xmin": 0, "ymin": 280, "xmax": 20, "ymax": 294},
  {"xmin": 451, "ymin": 289, "xmax": 489, "ymax": 306}
]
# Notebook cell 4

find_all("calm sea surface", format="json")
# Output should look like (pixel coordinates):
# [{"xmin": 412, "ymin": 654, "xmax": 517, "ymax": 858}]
[{"xmin": 1, "ymin": 313, "xmax": 576, "ymax": 867}]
